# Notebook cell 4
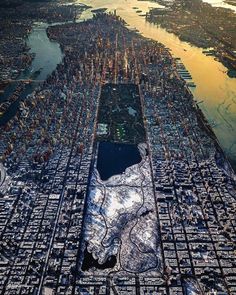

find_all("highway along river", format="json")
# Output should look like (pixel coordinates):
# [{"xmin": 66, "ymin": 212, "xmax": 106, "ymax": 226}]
[{"xmin": 79, "ymin": 0, "xmax": 236, "ymax": 169}]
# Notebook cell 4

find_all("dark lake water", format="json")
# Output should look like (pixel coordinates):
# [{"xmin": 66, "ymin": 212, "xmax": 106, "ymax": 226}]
[{"xmin": 96, "ymin": 141, "xmax": 142, "ymax": 181}]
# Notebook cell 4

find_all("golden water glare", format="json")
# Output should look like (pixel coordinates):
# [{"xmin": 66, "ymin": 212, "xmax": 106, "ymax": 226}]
[{"xmin": 78, "ymin": 0, "xmax": 236, "ymax": 163}]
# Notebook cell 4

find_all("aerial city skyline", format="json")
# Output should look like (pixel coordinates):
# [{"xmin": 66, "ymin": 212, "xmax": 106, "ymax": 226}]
[{"xmin": 0, "ymin": 0, "xmax": 236, "ymax": 294}]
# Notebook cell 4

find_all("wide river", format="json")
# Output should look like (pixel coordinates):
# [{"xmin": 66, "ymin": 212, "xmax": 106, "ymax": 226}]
[
  {"xmin": 78, "ymin": 0, "xmax": 236, "ymax": 168},
  {"xmin": 1, "ymin": 0, "xmax": 235, "ymax": 168}
]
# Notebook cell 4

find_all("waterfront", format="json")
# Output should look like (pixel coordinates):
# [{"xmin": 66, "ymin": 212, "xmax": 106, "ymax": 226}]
[
  {"xmin": 23, "ymin": 22, "xmax": 63, "ymax": 82},
  {"xmin": 0, "ymin": 12, "xmax": 235, "ymax": 294},
  {"xmin": 1, "ymin": 0, "xmax": 235, "ymax": 167},
  {"xmin": 0, "ymin": 22, "xmax": 63, "ymax": 125},
  {"xmin": 79, "ymin": 0, "xmax": 236, "ymax": 168}
]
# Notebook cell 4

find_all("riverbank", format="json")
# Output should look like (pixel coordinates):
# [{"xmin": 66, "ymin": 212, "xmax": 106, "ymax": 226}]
[
  {"xmin": 0, "ymin": 0, "xmax": 85, "ymax": 85},
  {"xmin": 0, "ymin": 1, "xmax": 86, "ymax": 123},
  {"xmin": 1, "ymin": 0, "xmax": 236, "ymax": 169},
  {"xmin": 146, "ymin": 0, "xmax": 236, "ymax": 77},
  {"xmin": 76, "ymin": 0, "xmax": 236, "ymax": 171},
  {"xmin": 0, "ymin": 13, "xmax": 235, "ymax": 294}
]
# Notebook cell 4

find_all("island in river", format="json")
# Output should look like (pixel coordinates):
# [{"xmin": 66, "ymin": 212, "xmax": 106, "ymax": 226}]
[{"xmin": 146, "ymin": 0, "xmax": 236, "ymax": 77}]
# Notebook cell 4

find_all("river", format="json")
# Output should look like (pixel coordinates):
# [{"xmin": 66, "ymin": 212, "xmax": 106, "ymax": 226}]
[
  {"xmin": 78, "ymin": 0, "xmax": 236, "ymax": 169},
  {"xmin": 22, "ymin": 22, "xmax": 63, "ymax": 81},
  {"xmin": 1, "ymin": 1, "xmax": 235, "ymax": 168},
  {"xmin": 0, "ymin": 22, "xmax": 63, "ymax": 125}
]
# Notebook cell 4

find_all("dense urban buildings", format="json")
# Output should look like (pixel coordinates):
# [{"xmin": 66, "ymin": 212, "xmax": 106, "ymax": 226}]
[{"xmin": 0, "ymin": 1, "xmax": 236, "ymax": 295}]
